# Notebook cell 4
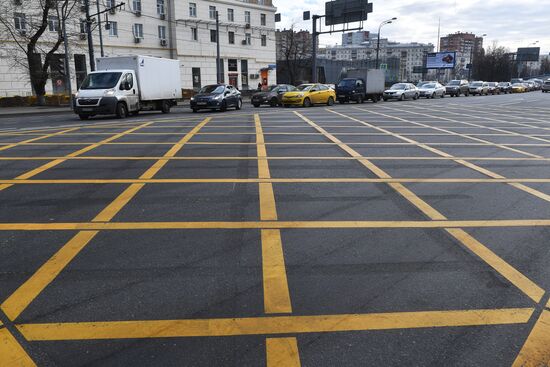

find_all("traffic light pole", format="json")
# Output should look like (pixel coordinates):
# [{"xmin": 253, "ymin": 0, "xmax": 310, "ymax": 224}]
[
  {"xmin": 61, "ymin": 15, "xmax": 73, "ymax": 107},
  {"xmin": 84, "ymin": 0, "xmax": 95, "ymax": 71}
]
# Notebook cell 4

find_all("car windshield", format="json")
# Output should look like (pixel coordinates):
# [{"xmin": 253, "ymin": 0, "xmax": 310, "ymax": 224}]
[
  {"xmin": 471, "ymin": 82, "xmax": 483, "ymax": 87},
  {"xmin": 390, "ymin": 84, "xmax": 407, "ymax": 90},
  {"xmin": 338, "ymin": 79, "xmax": 356, "ymax": 87},
  {"xmin": 297, "ymin": 84, "xmax": 313, "ymax": 91},
  {"xmin": 267, "ymin": 85, "xmax": 279, "ymax": 92},
  {"xmin": 512, "ymin": 83, "xmax": 523, "ymax": 87},
  {"xmin": 80, "ymin": 72, "xmax": 122, "ymax": 90},
  {"xmin": 199, "ymin": 85, "xmax": 225, "ymax": 94},
  {"xmin": 448, "ymin": 81, "xmax": 460, "ymax": 86},
  {"xmin": 423, "ymin": 84, "xmax": 436, "ymax": 89}
]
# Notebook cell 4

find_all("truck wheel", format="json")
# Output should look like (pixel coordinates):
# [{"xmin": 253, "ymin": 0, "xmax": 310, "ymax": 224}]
[
  {"xmin": 327, "ymin": 96, "xmax": 334, "ymax": 106},
  {"xmin": 356, "ymin": 96, "xmax": 362, "ymax": 104},
  {"xmin": 192, "ymin": 108, "xmax": 198, "ymax": 113},
  {"xmin": 253, "ymin": 103, "xmax": 260, "ymax": 108},
  {"xmin": 161, "ymin": 100, "xmax": 171, "ymax": 114},
  {"xmin": 236, "ymin": 99, "xmax": 242, "ymax": 110},
  {"xmin": 371, "ymin": 96, "xmax": 378, "ymax": 103},
  {"xmin": 78, "ymin": 114, "xmax": 90, "ymax": 120},
  {"xmin": 338, "ymin": 99, "xmax": 345, "ymax": 104},
  {"xmin": 115, "ymin": 103, "xmax": 127, "ymax": 119}
]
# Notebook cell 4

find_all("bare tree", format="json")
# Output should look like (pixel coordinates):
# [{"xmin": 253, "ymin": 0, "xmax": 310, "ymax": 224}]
[
  {"xmin": 276, "ymin": 26, "xmax": 312, "ymax": 85},
  {"xmin": 0, "ymin": 0, "xmax": 78, "ymax": 104}
]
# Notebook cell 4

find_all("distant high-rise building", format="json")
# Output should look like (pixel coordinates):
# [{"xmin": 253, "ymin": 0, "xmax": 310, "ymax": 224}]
[
  {"xmin": 439, "ymin": 32, "xmax": 484, "ymax": 56},
  {"xmin": 342, "ymin": 31, "xmax": 371, "ymax": 45}
]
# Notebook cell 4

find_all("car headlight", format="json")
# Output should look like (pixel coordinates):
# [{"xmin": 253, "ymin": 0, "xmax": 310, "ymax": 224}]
[
  {"xmin": 190, "ymin": 97, "xmax": 195, "ymax": 101},
  {"xmin": 214, "ymin": 94, "xmax": 224, "ymax": 100},
  {"xmin": 103, "ymin": 88, "xmax": 116, "ymax": 96},
  {"xmin": 297, "ymin": 93, "xmax": 304, "ymax": 98}
]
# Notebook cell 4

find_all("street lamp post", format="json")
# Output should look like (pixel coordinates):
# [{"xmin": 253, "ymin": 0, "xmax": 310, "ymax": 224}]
[{"xmin": 375, "ymin": 17, "xmax": 396, "ymax": 69}]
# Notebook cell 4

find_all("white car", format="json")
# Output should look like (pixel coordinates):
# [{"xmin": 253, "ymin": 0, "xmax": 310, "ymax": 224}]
[
  {"xmin": 383, "ymin": 83, "xmax": 419, "ymax": 101},
  {"xmin": 418, "ymin": 82, "xmax": 446, "ymax": 99}
]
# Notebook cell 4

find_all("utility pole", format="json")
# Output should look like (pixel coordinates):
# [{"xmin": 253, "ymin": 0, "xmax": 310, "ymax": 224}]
[
  {"xmin": 96, "ymin": 0, "xmax": 104, "ymax": 57},
  {"xmin": 61, "ymin": 15, "xmax": 73, "ymax": 107},
  {"xmin": 311, "ymin": 15, "xmax": 319, "ymax": 83},
  {"xmin": 215, "ymin": 11, "xmax": 221, "ymax": 83},
  {"xmin": 84, "ymin": 0, "xmax": 95, "ymax": 71}
]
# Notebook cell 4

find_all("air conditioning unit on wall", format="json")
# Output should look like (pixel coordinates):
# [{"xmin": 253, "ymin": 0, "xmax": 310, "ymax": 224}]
[
  {"xmin": 160, "ymin": 39, "xmax": 167, "ymax": 46},
  {"xmin": 160, "ymin": 13, "xmax": 165, "ymax": 20},
  {"xmin": 134, "ymin": 37, "xmax": 141, "ymax": 43},
  {"xmin": 241, "ymin": 40, "xmax": 247, "ymax": 45}
]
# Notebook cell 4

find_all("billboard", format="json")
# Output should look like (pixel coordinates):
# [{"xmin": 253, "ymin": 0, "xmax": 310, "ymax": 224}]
[
  {"xmin": 426, "ymin": 51, "xmax": 456, "ymax": 69},
  {"xmin": 325, "ymin": 0, "xmax": 373, "ymax": 26},
  {"xmin": 516, "ymin": 47, "xmax": 540, "ymax": 62}
]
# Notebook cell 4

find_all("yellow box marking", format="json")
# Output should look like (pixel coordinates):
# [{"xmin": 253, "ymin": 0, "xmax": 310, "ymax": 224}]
[
  {"xmin": 512, "ymin": 310, "xmax": 550, "ymax": 367},
  {"xmin": 262, "ymin": 229, "xmax": 292, "ymax": 314},
  {"xmin": 266, "ymin": 337, "xmax": 301, "ymax": 367},
  {"xmin": 1, "ymin": 230, "xmax": 99, "ymax": 320},
  {"xmin": 0, "ymin": 127, "xmax": 79, "ymax": 152},
  {"xmin": 16, "ymin": 308, "xmax": 533, "ymax": 341},
  {"xmin": 0, "ymin": 327, "xmax": 36, "ymax": 366}
]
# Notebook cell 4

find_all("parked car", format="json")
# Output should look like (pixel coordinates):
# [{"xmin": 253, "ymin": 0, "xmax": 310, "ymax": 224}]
[
  {"xmin": 497, "ymin": 82, "xmax": 512, "ymax": 94},
  {"xmin": 511, "ymin": 78, "xmax": 524, "ymax": 84},
  {"xmin": 486, "ymin": 82, "xmax": 501, "ymax": 95},
  {"xmin": 445, "ymin": 79, "xmax": 469, "ymax": 97},
  {"xmin": 541, "ymin": 80, "xmax": 550, "ymax": 93},
  {"xmin": 281, "ymin": 83, "xmax": 336, "ymax": 107},
  {"xmin": 190, "ymin": 84, "xmax": 242, "ymax": 112},
  {"xmin": 252, "ymin": 84, "xmax": 296, "ymax": 107},
  {"xmin": 511, "ymin": 83, "xmax": 527, "ymax": 93},
  {"xmin": 469, "ymin": 81, "xmax": 489, "ymax": 96},
  {"xmin": 416, "ymin": 81, "xmax": 437, "ymax": 88},
  {"xmin": 383, "ymin": 83, "xmax": 418, "ymax": 101},
  {"xmin": 418, "ymin": 82, "xmax": 446, "ymax": 98}
]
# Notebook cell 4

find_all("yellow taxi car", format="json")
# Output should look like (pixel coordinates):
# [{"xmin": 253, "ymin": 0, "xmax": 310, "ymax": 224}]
[
  {"xmin": 282, "ymin": 83, "xmax": 336, "ymax": 107},
  {"xmin": 511, "ymin": 83, "xmax": 527, "ymax": 93}
]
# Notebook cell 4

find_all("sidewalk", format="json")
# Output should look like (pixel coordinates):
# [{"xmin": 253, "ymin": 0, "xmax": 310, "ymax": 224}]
[{"xmin": 0, "ymin": 105, "xmax": 73, "ymax": 118}]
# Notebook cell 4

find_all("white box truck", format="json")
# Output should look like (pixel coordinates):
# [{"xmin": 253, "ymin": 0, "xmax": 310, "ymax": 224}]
[
  {"xmin": 74, "ymin": 55, "xmax": 181, "ymax": 120},
  {"xmin": 335, "ymin": 69, "xmax": 385, "ymax": 103}
]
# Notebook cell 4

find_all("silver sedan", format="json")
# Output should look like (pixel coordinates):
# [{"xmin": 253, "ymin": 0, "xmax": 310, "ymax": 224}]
[{"xmin": 418, "ymin": 82, "xmax": 446, "ymax": 99}]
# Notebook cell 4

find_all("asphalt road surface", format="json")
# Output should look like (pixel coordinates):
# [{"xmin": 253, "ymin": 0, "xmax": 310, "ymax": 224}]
[{"xmin": 1, "ymin": 92, "xmax": 549, "ymax": 366}]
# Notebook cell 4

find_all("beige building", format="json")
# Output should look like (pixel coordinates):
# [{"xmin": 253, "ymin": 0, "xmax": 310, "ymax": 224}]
[{"xmin": 0, "ymin": 0, "xmax": 277, "ymax": 96}]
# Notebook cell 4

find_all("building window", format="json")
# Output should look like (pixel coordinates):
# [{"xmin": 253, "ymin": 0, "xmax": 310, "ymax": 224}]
[
  {"xmin": 191, "ymin": 27, "xmax": 197, "ymax": 41},
  {"xmin": 158, "ymin": 25, "xmax": 166, "ymax": 39},
  {"xmin": 108, "ymin": 21, "xmax": 118, "ymax": 36},
  {"xmin": 157, "ymin": 0, "xmax": 165, "ymax": 15},
  {"xmin": 210, "ymin": 29, "xmax": 217, "ymax": 42},
  {"xmin": 48, "ymin": 16, "xmax": 59, "ymax": 32},
  {"xmin": 260, "ymin": 13, "xmax": 266, "ymax": 26},
  {"xmin": 228, "ymin": 31, "xmax": 234, "ymax": 44},
  {"xmin": 79, "ymin": 20, "xmax": 86, "ymax": 34},
  {"xmin": 192, "ymin": 67, "xmax": 201, "ymax": 89},
  {"xmin": 189, "ymin": 2, "xmax": 196, "ymax": 17},
  {"xmin": 244, "ymin": 11, "xmax": 251, "ymax": 24},
  {"xmin": 261, "ymin": 34, "xmax": 266, "ymax": 47},
  {"xmin": 245, "ymin": 33, "xmax": 251, "ymax": 45},
  {"xmin": 258, "ymin": 0, "xmax": 265, "ymax": 4},
  {"xmin": 241, "ymin": 59, "xmax": 248, "ymax": 89},
  {"xmin": 209, "ymin": 6, "xmax": 216, "ymax": 19},
  {"xmin": 106, "ymin": 0, "xmax": 114, "ymax": 8},
  {"xmin": 227, "ymin": 8, "xmax": 234, "ymax": 22},
  {"xmin": 132, "ymin": 0, "xmax": 141, "ymax": 12},
  {"xmin": 228, "ymin": 59, "xmax": 238, "ymax": 72},
  {"xmin": 133, "ymin": 23, "xmax": 143, "ymax": 38},
  {"xmin": 14, "ymin": 13, "xmax": 26, "ymax": 31}
]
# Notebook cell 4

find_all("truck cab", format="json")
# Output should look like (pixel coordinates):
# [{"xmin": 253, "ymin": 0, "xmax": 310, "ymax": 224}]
[
  {"xmin": 74, "ymin": 70, "xmax": 139, "ymax": 120},
  {"xmin": 336, "ymin": 78, "xmax": 366, "ymax": 104}
]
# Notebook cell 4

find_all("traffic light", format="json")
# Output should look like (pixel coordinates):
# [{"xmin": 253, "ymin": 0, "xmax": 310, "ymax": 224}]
[{"xmin": 57, "ymin": 56, "xmax": 66, "ymax": 76}]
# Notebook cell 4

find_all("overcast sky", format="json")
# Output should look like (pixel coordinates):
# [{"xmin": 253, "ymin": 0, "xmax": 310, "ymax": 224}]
[{"xmin": 274, "ymin": 0, "xmax": 550, "ymax": 55}]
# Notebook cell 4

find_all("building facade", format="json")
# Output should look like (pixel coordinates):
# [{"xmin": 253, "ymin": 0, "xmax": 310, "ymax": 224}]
[
  {"xmin": 0, "ymin": 0, "xmax": 277, "ymax": 97},
  {"xmin": 341, "ymin": 31, "xmax": 369, "ymax": 46},
  {"xmin": 323, "ymin": 31, "xmax": 433, "ymax": 82}
]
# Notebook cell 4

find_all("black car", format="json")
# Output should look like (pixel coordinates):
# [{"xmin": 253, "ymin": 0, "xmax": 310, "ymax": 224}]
[
  {"xmin": 190, "ymin": 84, "xmax": 242, "ymax": 112},
  {"xmin": 445, "ymin": 79, "xmax": 469, "ymax": 97},
  {"xmin": 498, "ymin": 82, "xmax": 512, "ymax": 94},
  {"xmin": 336, "ymin": 78, "xmax": 366, "ymax": 103},
  {"xmin": 251, "ymin": 84, "xmax": 296, "ymax": 107}
]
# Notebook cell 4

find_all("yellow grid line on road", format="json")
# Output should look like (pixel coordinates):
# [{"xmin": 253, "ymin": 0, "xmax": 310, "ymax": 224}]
[
  {"xmin": 295, "ymin": 110, "xmax": 545, "ymax": 304},
  {"xmin": 0, "ymin": 127, "xmax": 80, "ymax": 152},
  {"xmin": 0, "ymin": 117, "xmax": 211, "ymax": 321},
  {"xmin": 2, "ymin": 156, "xmax": 550, "ymax": 161},
  {"xmin": 15, "ymin": 307, "xmax": 534, "ymax": 340},
  {"xmin": 6, "ymin": 141, "xmax": 550, "ymax": 146},
  {"xmin": 0, "ymin": 326, "xmax": 36, "ymax": 366}
]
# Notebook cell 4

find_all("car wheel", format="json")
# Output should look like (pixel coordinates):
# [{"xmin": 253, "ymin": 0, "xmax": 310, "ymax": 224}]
[
  {"xmin": 440, "ymin": 93, "xmax": 445, "ymax": 98},
  {"xmin": 399, "ymin": 94, "xmax": 405, "ymax": 101},
  {"xmin": 303, "ymin": 98, "xmax": 312, "ymax": 107},
  {"xmin": 78, "ymin": 114, "xmax": 90, "ymax": 120},
  {"xmin": 115, "ymin": 102, "xmax": 127, "ymax": 119},
  {"xmin": 220, "ymin": 100, "xmax": 227, "ymax": 112},
  {"xmin": 414, "ymin": 94, "xmax": 419, "ymax": 100},
  {"xmin": 383, "ymin": 98, "xmax": 388, "ymax": 102},
  {"xmin": 192, "ymin": 108, "xmax": 198, "ymax": 113},
  {"xmin": 431, "ymin": 93, "xmax": 436, "ymax": 99},
  {"xmin": 253, "ymin": 103, "xmax": 260, "ymax": 108},
  {"xmin": 161, "ymin": 100, "xmax": 171, "ymax": 114},
  {"xmin": 236, "ymin": 99, "xmax": 242, "ymax": 110},
  {"xmin": 327, "ymin": 96, "xmax": 334, "ymax": 106},
  {"xmin": 269, "ymin": 98, "xmax": 278, "ymax": 107}
]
